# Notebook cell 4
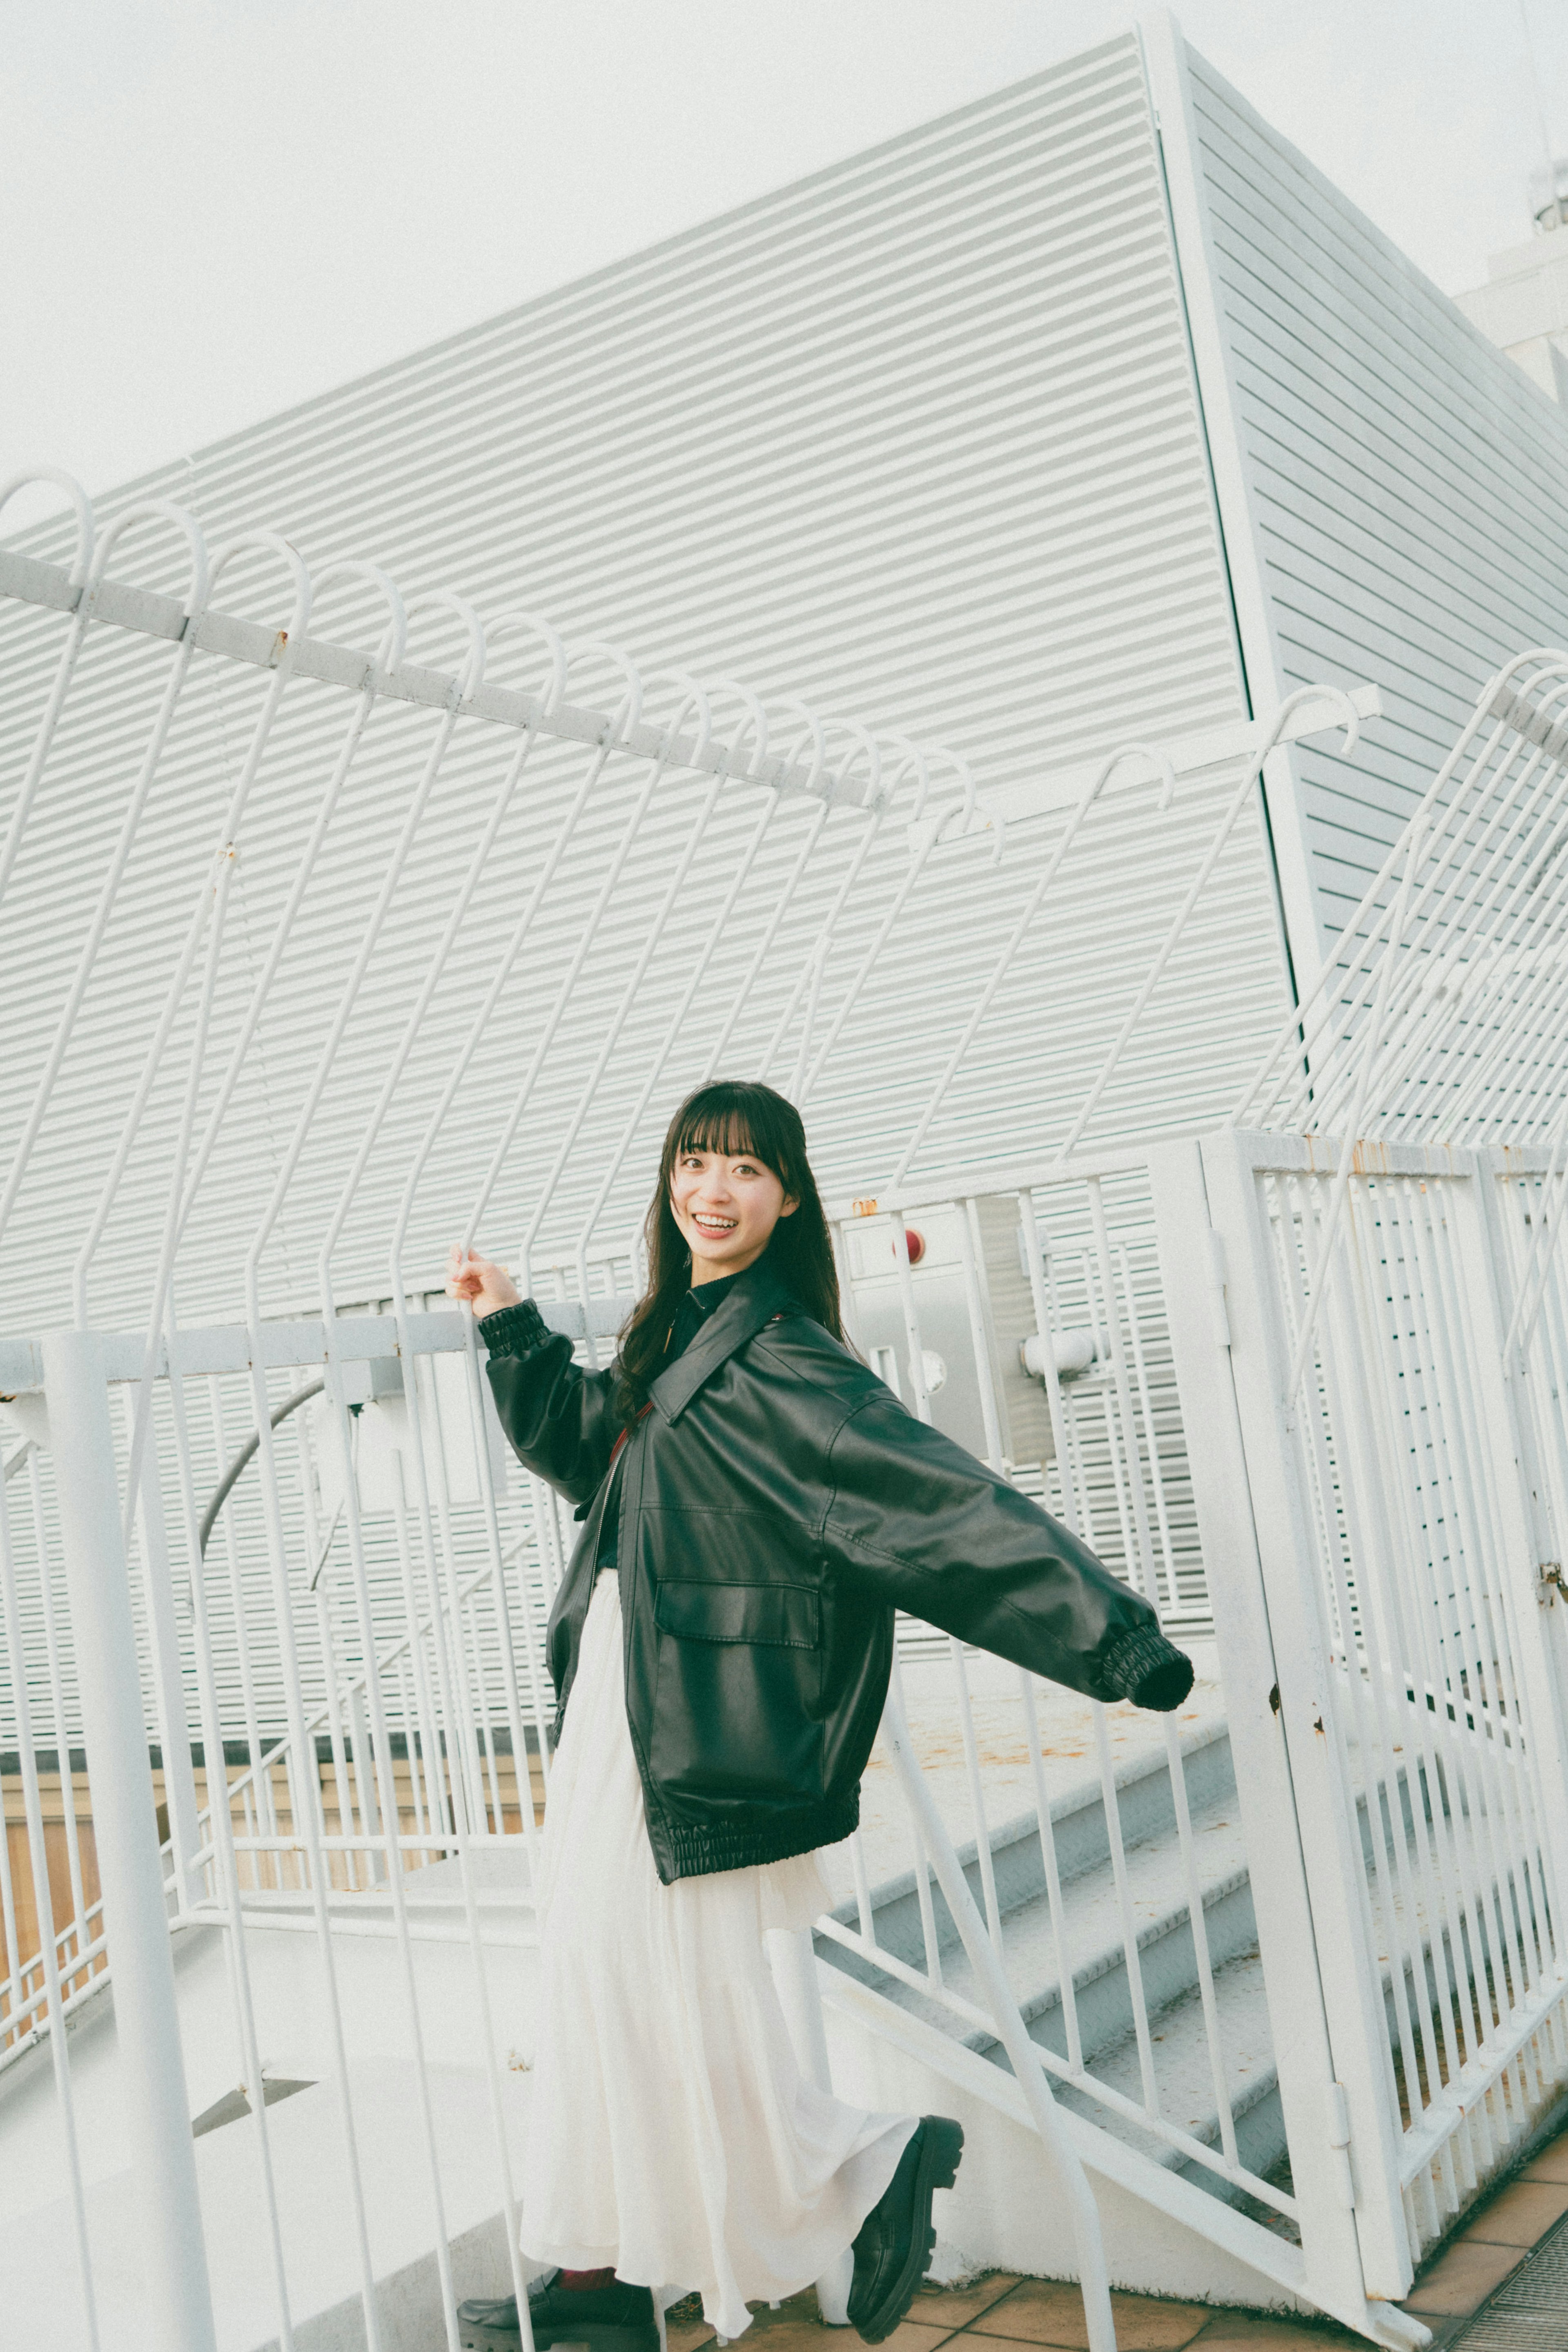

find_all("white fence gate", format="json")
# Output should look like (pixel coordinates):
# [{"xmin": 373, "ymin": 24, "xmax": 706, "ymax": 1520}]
[{"xmin": 1187, "ymin": 1135, "xmax": 1568, "ymax": 2285}]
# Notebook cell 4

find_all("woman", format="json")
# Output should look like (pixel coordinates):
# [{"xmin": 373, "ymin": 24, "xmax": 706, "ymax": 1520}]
[{"xmin": 449, "ymin": 1081, "xmax": 1192, "ymax": 2352}]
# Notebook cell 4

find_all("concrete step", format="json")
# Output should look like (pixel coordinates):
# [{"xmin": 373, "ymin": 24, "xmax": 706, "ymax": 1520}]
[
  {"xmin": 0, "ymin": 2054, "xmax": 533, "ymax": 2352},
  {"xmin": 815, "ymin": 1716, "xmax": 1285, "ymax": 2202},
  {"xmin": 837, "ymin": 1718, "xmax": 1238, "ymax": 1973},
  {"xmin": 1049, "ymin": 1948, "xmax": 1285, "ymax": 2207},
  {"xmin": 817, "ymin": 1725, "xmax": 1248, "ymax": 2037}
]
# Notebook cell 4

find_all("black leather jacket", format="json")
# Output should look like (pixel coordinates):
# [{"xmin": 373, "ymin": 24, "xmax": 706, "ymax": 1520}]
[{"xmin": 482, "ymin": 1257, "xmax": 1191, "ymax": 1883}]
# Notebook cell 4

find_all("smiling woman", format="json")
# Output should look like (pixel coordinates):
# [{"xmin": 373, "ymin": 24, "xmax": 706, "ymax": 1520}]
[
  {"xmin": 443, "ymin": 1078, "xmax": 1191, "ymax": 2352},
  {"xmin": 610, "ymin": 1082, "xmax": 842, "ymax": 1426},
  {"xmin": 671, "ymin": 1134, "xmax": 795, "ymax": 1273}
]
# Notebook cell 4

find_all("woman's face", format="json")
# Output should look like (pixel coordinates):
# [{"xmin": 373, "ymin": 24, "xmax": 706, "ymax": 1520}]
[{"xmin": 670, "ymin": 1144, "xmax": 797, "ymax": 1282}]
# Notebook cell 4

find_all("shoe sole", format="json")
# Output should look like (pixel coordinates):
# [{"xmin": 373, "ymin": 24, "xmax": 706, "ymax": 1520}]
[{"xmin": 854, "ymin": 2116, "xmax": 965, "ymax": 2345}]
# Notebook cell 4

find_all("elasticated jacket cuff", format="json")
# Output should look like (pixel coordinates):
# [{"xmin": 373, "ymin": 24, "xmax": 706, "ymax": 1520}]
[
  {"xmin": 475, "ymin": 1298, "xmax": 551, "ymax": 1356},
  {"xmin": 1099, "ymin": 1624, "xmax": 1194, "ymax": 1712}
]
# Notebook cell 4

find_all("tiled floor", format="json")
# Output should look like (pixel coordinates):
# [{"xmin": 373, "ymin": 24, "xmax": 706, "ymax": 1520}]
[
  {"xmin": 667, "ymin": 2122, "xmax": 1568, "ymax": 2352},
  {"xmin": 1400, "ymin": 2124, "xmax": 1568, "ymax": 2340}
]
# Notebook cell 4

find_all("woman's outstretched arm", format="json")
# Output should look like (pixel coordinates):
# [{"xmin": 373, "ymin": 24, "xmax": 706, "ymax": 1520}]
[
  {"xmin": 448, "ymin": 1244, "xmax": 621, "ymax": 1505},
  {"xmin": 821, "ymin": 1387, "xmax": 1192, "ymax": 1712}
]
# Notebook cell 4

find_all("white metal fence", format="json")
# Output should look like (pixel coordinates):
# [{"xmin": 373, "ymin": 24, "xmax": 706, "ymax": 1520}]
[
  {"xmin": 2, "ymin": 468, "xmax": 1292, "ymax": 2352},
  {"xmin": 7, "ymin": 467, "xmax": 1568, "ymax": 2352},
  {"xmin": 822, "ymin": 1152, "xmax": 1279, "ymax": 2207}
]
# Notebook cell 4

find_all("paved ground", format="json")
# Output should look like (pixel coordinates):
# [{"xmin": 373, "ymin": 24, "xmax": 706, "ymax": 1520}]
[
  {"xmin": 1399, "ymin": 2124, "xmax": 1568, "ymax": 2343},
  {"xmin": 667, "ymin": 2120, "xmax": 1568, "ymax": 2352}
]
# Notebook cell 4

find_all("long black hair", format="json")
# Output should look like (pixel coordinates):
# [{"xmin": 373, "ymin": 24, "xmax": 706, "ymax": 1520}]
[{"xmin": 615, "ymin": 1079, "xmax": 844, "ymax": 1421}]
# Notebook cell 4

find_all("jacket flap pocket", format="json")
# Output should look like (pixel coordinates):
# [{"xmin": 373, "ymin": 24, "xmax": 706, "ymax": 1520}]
[{"xmin": 654, "ymin": 1578, "xmax": 819, "ymax": 1649}]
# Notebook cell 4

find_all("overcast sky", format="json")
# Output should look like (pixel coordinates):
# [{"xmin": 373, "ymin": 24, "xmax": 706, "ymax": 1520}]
[{"xmin": 4, "ymin": 0, "xmax": 1566, "ymax": 521}]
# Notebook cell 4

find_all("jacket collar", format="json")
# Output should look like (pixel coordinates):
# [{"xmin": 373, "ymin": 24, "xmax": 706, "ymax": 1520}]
[{"xmin": 648, "ymin": 1255, "xmax": 795, "ymax": 1424}]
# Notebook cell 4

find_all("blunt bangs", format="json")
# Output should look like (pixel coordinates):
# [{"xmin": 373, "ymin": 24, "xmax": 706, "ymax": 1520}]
[
  {"xmin": 616, "ymin": 1079, "xmax": 844, "ymax": 1419},
  {"xmin": 666, "ymin": 1082, "xmax": 804, "ymax": 1188},
  {"xmin": 672, "ymin": 1103, "xmax": 765, "ymax": 1166}
]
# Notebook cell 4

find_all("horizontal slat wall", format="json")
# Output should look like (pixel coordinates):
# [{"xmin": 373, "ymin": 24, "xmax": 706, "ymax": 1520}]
[
  {"xmin": 1184, "ymin": 46, "xmax": 1568, "ymax": 956},
  {"xmin": 0, "ymin": 29, "xmax": 1294, "ymax": 1349},
  {"xmin": 0, "ymin": 34, "xmax": 1330, "ymax": 1755},
  {"xmin": 0, "ymin": 611, "xmax": 1291, "ymax": 1337}
]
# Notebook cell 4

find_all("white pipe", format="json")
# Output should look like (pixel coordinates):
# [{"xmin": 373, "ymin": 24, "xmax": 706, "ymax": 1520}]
[
  {"xmin": 893, "ymin": 740, "xmax": 1177, "ymax": 1186},
  {"xmin": 799, "ymin": 750, "xmax": 988, "ymax": 1110},
  {"xmin": 160, "ymin": 1304, "xmax": 299, "ymax": 2347},
  {"xmin": 0, "ymin": 502, "xmax": 209, "ymax": 1258},
  {"xmin": 698, "ymin": 706, "xmax": 832, "ymax": 1084},
  {"xmin": 518, "ymin": 675, "xmax": 714, "ymax": 1282},
  {"xmin": 756, "ymin": 722, "xmax": 883, "ymax": 1093},
  {"xmin": 1281, "ymin": 811, "xmax": 1430, "ymax": 1412},
  {"xmin": 1060, "ymin": 687, "xmax": 1359, "ymax": 1166},
  {"xmin": 1305, "ymin": 696, "xmax": 1568, "ymax": 1141},
  {"xmin": 1235, "ymin": 649, "xmax": 1568, "ymax": 1131},
  {"xmin": 570, "ymin": 692, "xmax": 777, "ymax": 1282},
  {"xmin": 42, "ymin": 1327, "xmax": 218, "ymax": 2352},
  {"xmin": 0, "ymin": 1463, "xmax": 102, "ymax": 2350}
]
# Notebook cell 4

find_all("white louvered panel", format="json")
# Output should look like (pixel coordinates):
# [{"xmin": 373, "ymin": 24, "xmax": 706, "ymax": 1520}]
[
  {"xmin": 7, "ymin": 44, "xmax": 1248, "ymax": 776},
  {"xmin": 0, "ymin": 30, "xmax": 1296, "ymax": 1347},
  {"xmin": 1, "ymin": 33, "xmax": 1309, "ymax": 1747},
  {"xmin": 0, "ymin": 638, "xmax": 1291, "ymax": 1340},
  {"xmin": 1184, "ymin": 49, "xmax": 1568, "ymax": 956}
]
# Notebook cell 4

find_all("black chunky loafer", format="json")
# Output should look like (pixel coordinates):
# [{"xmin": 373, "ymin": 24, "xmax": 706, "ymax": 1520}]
[
  {"xmin": 457, "ymin": 2272, "xmax": 659, "ymax": 2352},
  {"xmin": 847, "ymin": 2113, "xmax": 965, "ymax": 2344}
]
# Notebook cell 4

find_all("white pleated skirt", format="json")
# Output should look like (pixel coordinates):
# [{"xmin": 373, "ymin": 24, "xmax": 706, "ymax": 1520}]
[{"xmin": 520, "ymin": 1571, "xmax": 914, "ymax": 2339}]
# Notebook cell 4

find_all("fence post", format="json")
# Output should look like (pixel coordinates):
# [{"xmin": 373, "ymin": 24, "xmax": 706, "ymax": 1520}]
[
  {"xmin": 130, "ymin": 1432, "xmax": 204, "ymax": 1907},
  {"xmin": 1146, "ymin": 1138, "xmax": 1387, "ymax": 2328},
  {"xmin": 1192, "ymin": 1130, "xmax": 1414, "ymax": 2307},
  {"xmin": 42, "ymin": 1328, "xmax": 217, "ymax": 2352}
]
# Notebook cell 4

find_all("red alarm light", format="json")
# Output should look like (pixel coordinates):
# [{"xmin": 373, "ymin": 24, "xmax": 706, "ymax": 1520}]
[{"xmin": 905, "ymin": 1227, "xmax": 927, "ymax": 1266}]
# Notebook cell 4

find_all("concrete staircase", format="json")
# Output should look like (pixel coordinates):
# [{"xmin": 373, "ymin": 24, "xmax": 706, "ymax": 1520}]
[{"xmin": 815, "ymin": 1719, "xmax": 1290, "ymax": 2220}]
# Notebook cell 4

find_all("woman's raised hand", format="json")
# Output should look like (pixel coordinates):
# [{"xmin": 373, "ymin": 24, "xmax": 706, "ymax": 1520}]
[{"xmin": 445, "ymin": 1242, "xmax": 522, "ymax": 1320}]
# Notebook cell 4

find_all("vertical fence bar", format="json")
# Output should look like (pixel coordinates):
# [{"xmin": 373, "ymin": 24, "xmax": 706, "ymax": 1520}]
[
  {"xmin": 161, "ymin": 1306, "xmax": 299, "ymax": 2347},
  {"xmin": 879, "ymin": 1688, "xmax": 1117, "ymax": 2352},
  {"xmin": 1193, "ymin": 1133, "xmax": 1415, "ymax": 2307},
  {"xmin": 1154, "ymin": 1132, "xmax": 1406, "ymax": 2317},
  {"xmin": 28, "ymin": 1449, "xmax": 92, "ymax": 1976},
  {"xmin": 41, "ymin": 1327, "xmax": 217, "ymax": 2352},
  {"xmin": 127, "ymin": 1420, "xmax": 202, "ymax": 1908},
  {"xmin": 1017, "ymin": 1190, "xmax": 1089, "ymax": 2074},
  {"xmin": 0, "ymin": 1448, "xmax": 101, "ymax": 2349}
]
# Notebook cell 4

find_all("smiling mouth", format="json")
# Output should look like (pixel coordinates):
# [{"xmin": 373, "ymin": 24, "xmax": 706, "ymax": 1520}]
[{"xmin": 693, "ymin": 1214, "xmax": 739, "ymax": 1234}]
